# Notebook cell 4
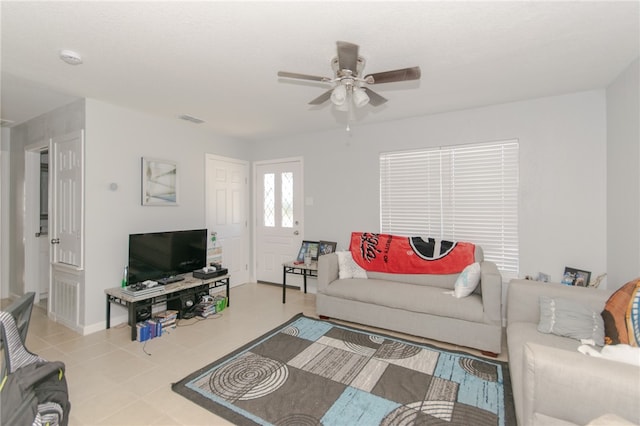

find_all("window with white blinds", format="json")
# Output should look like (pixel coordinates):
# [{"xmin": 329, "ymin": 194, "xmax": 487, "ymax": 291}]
[{"xmin": 380, "ymin": 140, "xmax": 519, "ymax": 274}]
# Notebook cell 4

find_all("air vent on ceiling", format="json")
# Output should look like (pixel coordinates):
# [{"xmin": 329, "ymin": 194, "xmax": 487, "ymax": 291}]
[{"xmin": 178, "ymin": 114, "xmax": 204, "ymax": 124}]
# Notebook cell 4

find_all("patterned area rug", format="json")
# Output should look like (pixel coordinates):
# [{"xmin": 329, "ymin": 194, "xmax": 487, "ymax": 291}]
[{"xmin": 172, "ymin": 313, "xmax": 515, "ymax": 425}]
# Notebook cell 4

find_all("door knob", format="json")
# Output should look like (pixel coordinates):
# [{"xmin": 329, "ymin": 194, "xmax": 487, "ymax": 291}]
[
  {"xmin": 293, "ymin": 230, "xmax": 299, "ymax": 235},
  {"xmin": 51, "ymin": 238, "xmax": 60, "ymax": 245}
]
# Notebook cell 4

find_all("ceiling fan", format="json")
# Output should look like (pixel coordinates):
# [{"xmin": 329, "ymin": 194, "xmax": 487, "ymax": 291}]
[{"xmin": 278, "ymin": 41, "xmax": 421, "ymax": 111}]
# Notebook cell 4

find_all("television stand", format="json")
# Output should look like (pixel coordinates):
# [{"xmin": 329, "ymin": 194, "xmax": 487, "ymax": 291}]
[{"xmin": 105, "ymin": 272, "xmax": 230, "ymax": 340}]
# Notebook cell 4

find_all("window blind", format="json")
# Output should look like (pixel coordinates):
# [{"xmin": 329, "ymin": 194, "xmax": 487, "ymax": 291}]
[{"xmin": 380, "ymin": 140, "xmax": 519, "ymax": 274}]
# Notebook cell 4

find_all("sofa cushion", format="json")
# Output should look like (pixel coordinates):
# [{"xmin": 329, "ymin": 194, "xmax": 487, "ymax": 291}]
[
  {"xmin": 453, "ymin": 262, "xmax": 481, "ymax": 298},
  {"xmin": 538, "ymin": 296, "xmax": 605, "ymax": 345},
  {"xmin": 602, "ymin": 278, "xmax": 640, "ymax": 346},
  {"xmin": 324, "ymin": 278, "xmax": 484, "ymax": 323},
  {"xmin": 336, "ymin": 251, "xmax": 367, "ymax": 279},
  {"xmin": 508, "ymin": 322, "xmax": 582, "ymax": 369},
  {"xmin": 365, "ymin": 271, "xmax": 459, "ymax": 289}
]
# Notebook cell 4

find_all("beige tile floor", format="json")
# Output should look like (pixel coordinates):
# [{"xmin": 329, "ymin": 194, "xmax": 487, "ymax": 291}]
[{"xmin": 6, "ymin": 282, "xmax": 507, "ymax": 425}]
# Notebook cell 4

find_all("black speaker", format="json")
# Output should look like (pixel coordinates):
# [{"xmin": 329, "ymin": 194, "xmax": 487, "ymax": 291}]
[
  {"xmin": 167, "ymin": 291, "xmax": 196, "ymax": 319},
  {"xmin": 135, "ymin": 302, "xmax": 152, "ymax": 322}
]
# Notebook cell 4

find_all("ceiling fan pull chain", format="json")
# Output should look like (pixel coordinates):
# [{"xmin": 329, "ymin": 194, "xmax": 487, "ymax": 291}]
[{"xmin": 346, "ymin": 88, "xmax": 353, "ymax": 132}]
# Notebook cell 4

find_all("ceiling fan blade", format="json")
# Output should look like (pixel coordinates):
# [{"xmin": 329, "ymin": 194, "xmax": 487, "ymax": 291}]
[
  {"xmin": 308, "ymin": 89, "xmax": 333, "ymax": 105},
  {"xmin": 278, "ymin": 71, "xmax": 330, "ymax": 82},
  {"xmin": 363, "ymin": 87, "xmax": 388, "ymax": 106},
  {"xmin": 336, "ymin": 41, "xmax": 359, "ymax": 72},
  {"xmin": 365, "ymin": 66, "xmax": 421, "ymax": 84}
]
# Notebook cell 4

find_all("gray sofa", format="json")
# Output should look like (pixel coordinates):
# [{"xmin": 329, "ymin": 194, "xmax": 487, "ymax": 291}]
[
  {"xmin": 316, "ymin": 247, "xmax": 503, "ymax": 354},
  {"xmin": 507, "ymin": 279, "xmax": 640, "ymax": 426}
]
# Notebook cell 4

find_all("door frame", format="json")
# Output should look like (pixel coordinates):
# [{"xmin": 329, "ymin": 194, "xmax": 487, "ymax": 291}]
[
  {"xmin": 0, "ymin": 139, "xmax": 9, "ymax": 299},
  {"xmin": 252, "ymin": 156, "xmax": 304, "ymax": 282},
  {"xmin": 24, "ymin": 140, "xmax": 50, "ymax": 305}
]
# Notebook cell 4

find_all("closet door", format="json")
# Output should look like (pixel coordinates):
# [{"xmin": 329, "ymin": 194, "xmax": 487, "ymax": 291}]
[
  {"xmin": 51, "ymin": 130, "xmax": 84, "ymax": 268},
  {"xmin": 205, "ymin": 154, "xmax": 250, "ymax": 285},
  {"xmin": 49, "ymin": 130, "xmax": 84, "ymax": 330}
]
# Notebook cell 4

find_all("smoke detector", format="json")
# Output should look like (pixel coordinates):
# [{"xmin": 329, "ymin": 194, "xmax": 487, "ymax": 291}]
[
  {"xmin": 59, "ymin": 50, "xmax": 83, "ymax": 65},
  {"xmin": 178, "ymin": 114, "xmax": 204, "ymax": 124}
]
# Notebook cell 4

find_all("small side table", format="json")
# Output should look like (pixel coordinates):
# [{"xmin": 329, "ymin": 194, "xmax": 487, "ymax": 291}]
[{"xmin": 282, "ymin": 261, "xmax": 317, "ymax": 303}]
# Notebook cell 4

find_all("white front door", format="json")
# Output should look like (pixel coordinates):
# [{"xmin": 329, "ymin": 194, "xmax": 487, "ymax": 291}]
[
  {"xmin": 205, "ymin": 154, "xmax": 250, "ymax": 286},
  {"xmin": 255, "ymin": 158, "xmax": 303, "ymax": 284}
]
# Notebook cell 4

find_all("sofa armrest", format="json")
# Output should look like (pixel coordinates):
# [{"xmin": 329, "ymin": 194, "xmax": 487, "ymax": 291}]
[
  {"xmin": 507, "ymin": 279, "xmax": 613, "ymax": 325},
  {"xmin": 318, "ymin": 253, "xmax": 339, "ymax": 294},
  {"xmin": 522, "ymin": 343, "xmax": 640, "ymax": 426},
  {"xmin": 479, "ymin": 261, "xmax": 502, "ymax": 324}
]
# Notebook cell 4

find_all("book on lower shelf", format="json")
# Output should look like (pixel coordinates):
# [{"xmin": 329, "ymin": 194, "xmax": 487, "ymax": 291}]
[
  {"xmin": 195, "ymin": 301, "xmax": 216, "ymax": 318},
  {"xmin": 155, "ymin": 309, "xmax": 178, "ymax": 329},
  {"xmin": 136, "ymin": 310, "xmax": 178, "ymax": 342}
]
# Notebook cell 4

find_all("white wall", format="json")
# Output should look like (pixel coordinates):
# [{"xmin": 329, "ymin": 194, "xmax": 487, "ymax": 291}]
[
  {"xmin": 607, "ymin": 58, "xmax": 640, "ymax": 290},
  {"xmin": 84, "ymin": 99, "xmax": 251, "ymax": 330},
  {"xmin": 250, "ymin": 90, "xmax": 608, "ymax": 285},
  {"xmin": 0, "ymin": 128, "xmax": 10, "ymax": 298}
]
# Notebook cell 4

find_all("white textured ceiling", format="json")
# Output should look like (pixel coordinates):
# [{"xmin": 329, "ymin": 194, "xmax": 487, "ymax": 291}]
[{"xmin": 2, "ymin": 1, "xmax": 639, "ymax": 141}]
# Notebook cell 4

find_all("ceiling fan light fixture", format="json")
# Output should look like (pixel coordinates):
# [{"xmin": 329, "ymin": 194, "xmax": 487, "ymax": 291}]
[
  {"xmin": 352, "ymin": 87, "xmax": 370, "ymax": 108},
  {"xmin": 279, "ymin": 41, "xmax": 420, "ymax": 125},
  {"xmin": 334, "ymin": 101, "xmax": 350, "ymax": 112},
  {"xmin": 330, "ymin": 84, "xmax": 347, "ymax": 106}
]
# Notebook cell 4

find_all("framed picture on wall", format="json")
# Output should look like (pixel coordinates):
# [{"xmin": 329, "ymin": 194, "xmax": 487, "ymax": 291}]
[
  {"xmin": 319, "ymin": 241, "xmax": 337, "ymax": 256},
  {"xmin": 296, "ymin": 241, "xmax": 319, "ymax": 262},
  {"xmin": 561, "ymin": 267, "xmax": 591, "ymax": 287},
  {"xmin": 142, "ymin": 157, "xmax": 178, "ymax": 206}
]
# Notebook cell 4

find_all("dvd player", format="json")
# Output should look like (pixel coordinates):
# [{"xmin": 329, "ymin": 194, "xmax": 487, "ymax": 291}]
[{"xmin": 159, "ymin": 275, "xmax": 185, "ymax": 285}]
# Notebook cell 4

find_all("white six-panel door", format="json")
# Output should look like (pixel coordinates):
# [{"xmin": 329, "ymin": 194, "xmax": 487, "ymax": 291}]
[
  {"xmin": 51, "ymin": 130, "xmax": 84, "ymax": 268},
  {"xmin": 49, "ymin": 130, "xmax": 84, "ymax": 330},
  {"xmin": 205, "ymin": 154, "xmax": 250, "ymax": 286}
]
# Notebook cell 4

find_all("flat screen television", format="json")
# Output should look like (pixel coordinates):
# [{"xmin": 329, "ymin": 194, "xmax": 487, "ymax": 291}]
[{"xmin": 127, "ymin": 229, "xmax": 207, "ymax": 285}]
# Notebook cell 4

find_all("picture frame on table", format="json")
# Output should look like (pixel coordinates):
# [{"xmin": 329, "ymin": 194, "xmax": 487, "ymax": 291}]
[
  {"xmin": 561, "ymin": 267, "xmax": 591, "ymax": 287},
  {"xmin": 296, "ymin": 241, "xmax": 320, "ymax": 262},
  {"xmin": 319, "ymin": 241, "xmax": 337, "ymax": 256},
  {"xmin": 535, "ymin": 272, "xmax": 551, "ymax": 283}
]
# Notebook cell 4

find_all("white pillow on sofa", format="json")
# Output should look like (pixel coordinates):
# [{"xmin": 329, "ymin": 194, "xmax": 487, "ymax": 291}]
[
  {"xmin": 453, "ymin": 262, "xmax": 481, "ymax": 298},
  {"xmin": 336, "ymin": 251, "xmax": 367, "ymax": 279}
]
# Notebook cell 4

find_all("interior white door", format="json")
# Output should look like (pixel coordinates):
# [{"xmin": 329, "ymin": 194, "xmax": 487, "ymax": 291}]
[
  {"xmin": 49, "ymin": 130, "xmax": 84, "ymax": 329},
  {"xmin": 51, "ymin": 130, "xmax": 84, "ymax": 268},
  {"xmin": 205, "ymin": 154, "xmax": 249, "ymax": 286},
  {"xmin": 255, "ymin": 158, "xmax": 303, "ymax": 284}
]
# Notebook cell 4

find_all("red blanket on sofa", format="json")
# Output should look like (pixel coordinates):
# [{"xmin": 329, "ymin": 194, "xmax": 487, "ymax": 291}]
[{"xmin": 349, "ymin": 232, "xmax": 476, "ymax": 274}]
